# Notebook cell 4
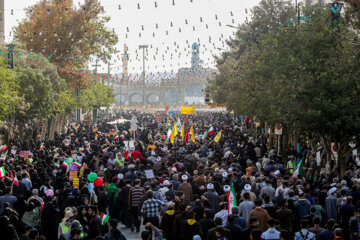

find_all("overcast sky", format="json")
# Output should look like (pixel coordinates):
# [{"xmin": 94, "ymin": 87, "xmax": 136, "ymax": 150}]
[{"xmin": 4, "ymin": 0, "xmax": 261, "ymax": 75}]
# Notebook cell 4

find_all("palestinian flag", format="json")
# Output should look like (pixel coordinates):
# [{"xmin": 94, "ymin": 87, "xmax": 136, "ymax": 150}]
[
  {"xmin": 100, "ymin": 213, "xmax": 110, "ymax": 225},
  {"xmin": 54, "ymin": 162, "xmax": 60, "ymax": 168},
  {"xmin": 0, "ymin": 145, "xmax": 7, "ymax": 153},
  {"xmin": 165, "ymin": 126, "xmax": 172, "ymax": 143},
  {"xmin": 74, "ymin": 161, "xmax": 82, "ymax": 168},
  {"xmin": 291, "ymin": 159, "xmax": 303, "ymax": 180},
  {"xmin": 227, "ymin": 181, "xmax": 237, "ymax": 214},
  {"xmin": 114, "ymin": 135, "xmax": 120, "ymax": 140},
  {"xmin": 13, "ymin": 174, "xmax": 19, "ymax": 187},
  {"xmin": 202, "ymin": 125, "xmax": 214, "ymax": 140},
  {"xmin": 0, "ymin": 166, "xmax": 5, "ymax": 178},
  {"xmin": 39, "ymin": 143, "xmax": 44, "ymax": 151},
  {"xmin": 79, "ymin": 147, "xmax": 85, "ymax": 152},
  {"xmin": 62, "ymin": 160, "xmax": 69, "ymax": 168}
]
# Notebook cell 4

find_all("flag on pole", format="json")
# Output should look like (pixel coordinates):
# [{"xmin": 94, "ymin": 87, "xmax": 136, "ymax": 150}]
[
  {"xmin": 39, "ymin": 143, "xmax": 44, "ymax": 151},
  {"xmin": 74, "ymin": 161, "xmax": 82, "ymax": 168},
  {"xmin": 114, "ymin": 135, "xmax": 120, "ymax": 140},
  {"xmin": 214, "ymin": 130, "xmax": 222, "ymax": 143},
  {"xmin": 184, "ymin": 127, "xmax": 189, "ymax": 143},
  {"xmin": 0, "ymin": 145, "xmax": 7, "ymax": 153},
  {"xmin": 54, "ymin": 153, "xmax": 60, "ymax": 158},
  {"xmin": 227, "ymin": 181, "xmax": 237, "ymax": 214},
  {"xmin": 202, "ymin": 125, "xmax": 214, "ymax": 140},
  {"xmin": 0, "ymin": 166, "xmax": 6, "ymax": 178},
  {"xmin": 62, "ymin": 160, "xmax": 69, "ymax": 168},
  {"xmin": 190, "ymin": 124, "xmax": 195, "ymax": 143},
  {"xmin": 79, "ymin": 147, "xmax": 85, "ymax": 152},
  {"xmin": 100, "ymin": 213, "xmax": 110, "ymax": 225},
  {"xmin": 176, "ymin": 117, "xmax": 182, "ymax": 130},
  {"xmin": 166, "ymin": 126, "xmax": 172, "ymax": 143},
  {"xmin": 291, "ymin": 159, "xmax": 303, "ymax": 180},
  {"xmin": 13, "ymin": 174, "xmax": 19, "ymax": 187},
  {"xmin": 54, "ymin": 162, "xmax": 60, "ymax": 168},
  {"xmin": 170, "ymin": 123, "xmax": 178, "ymax": 144},
  {"xmin": 180, "ymin": 122, "xmax": 185, "ymax": 140}
]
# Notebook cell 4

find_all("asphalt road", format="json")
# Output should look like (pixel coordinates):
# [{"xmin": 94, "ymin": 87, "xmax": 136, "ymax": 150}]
[{"xmin": 117, "ymin": 223, "xmax": 144, "ymax": 240}]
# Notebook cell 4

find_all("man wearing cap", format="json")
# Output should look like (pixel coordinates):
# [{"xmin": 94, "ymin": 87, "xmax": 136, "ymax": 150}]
[
  {"xmin": 159, "ymin": 180, "xmax": 170, "ymax": 195},
  {"xmin": 178, "ymin": 175, "xmax": 193, "ymax": 204},
  {"xmin": 58, "ymin": 211, "xmax": 76, "ymax": 239},
  {"xmin": 325, "ymin": 187, "xmax": 338, "ymax": 221},
  {"xmin": 203, "ymin": 183, "xmax": 219, "ymax": 213}
]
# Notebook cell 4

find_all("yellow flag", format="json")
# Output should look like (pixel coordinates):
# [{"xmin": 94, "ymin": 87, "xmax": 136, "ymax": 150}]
[
  {"xmin": 170, "ymin": 123, "xmax": 178, "ymax": 144},
  {"xmin": 214, "ymin": 130, "xmax": 222, "ymax": 143},
  {"xmin": 180, "ymin": 122, "xmax": 185, "ymax": 140},
  {"xmin": 190, "ymin": 124, "xmax": 195, "ymax": 143}
]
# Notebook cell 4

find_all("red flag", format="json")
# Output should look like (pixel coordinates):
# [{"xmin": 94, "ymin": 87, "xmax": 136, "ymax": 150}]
[
  {"xmin": 185, "ymin": 116, "xmax": 188, "ymax": 123},
  {"xmin": 184, "ymin": 128, "xmax": 189, "ymax": 143}
]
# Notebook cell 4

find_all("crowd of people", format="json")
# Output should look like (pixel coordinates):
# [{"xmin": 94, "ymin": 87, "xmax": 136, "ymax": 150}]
[{"xmin": 0, "ymin": 110, "xmax": 359, "ymax": 240}]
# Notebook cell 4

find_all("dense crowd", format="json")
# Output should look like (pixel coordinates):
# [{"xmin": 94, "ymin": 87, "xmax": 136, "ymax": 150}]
[{"xmin": 0, "ymin": 110, "xmax": 359, "ymax": 240}]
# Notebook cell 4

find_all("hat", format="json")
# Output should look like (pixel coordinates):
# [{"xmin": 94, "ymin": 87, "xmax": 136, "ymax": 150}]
[
  {"xmin": 199, "ymin": 185, "xmax": 206, "ymax": 190},
  {"xmin": 167, "ymin": 201, "xmax": 175, "ymax": 208},
  {"xmin": 193, "ymin": 235, "xmax": 201, "ymax": 240},
  {"xmin": 63, "ymin": 211, "xmax": 74, "ymax": 221},
  {"xmin": 223, "ymin": 185, "xmax": 230, "ymax": 192},
  {"xmin": 46, "ymin": 189, "xmax": 54, "ymax": 197},
  {"xmin": 329, "ymin": 187, "xmax": 337, "ymax": 195},
  {"xmin": 222, "ymin": 172, "xmax": 228, "ymax": 178},
  {"xmin": 330, "ymin": 183, "xmax": 337, "ymax": 187},
  {"xmin": 341, "ymin": 180, "xmax": 347, "ymax": 185},
  {"xmin": 274, "ymin": 170, "xmax": 280, "ymax": 176},
  {"xmin": 207, "ymin": 183, "xmax": 214, "ymax": 190},
  {"xmin": 117, "ymin": 173, "xmax": 124, "ymax": 180},
  {"xmin": 181, "ymin": 175, "xmax": 189, "ymax": 181},
  {"xmin": 244, "ymin": 184, "xmax": 251, "ymax": 191},
  {"xmin": 163, "ymin": 180, "xmax": 170, "ymax": 186}
]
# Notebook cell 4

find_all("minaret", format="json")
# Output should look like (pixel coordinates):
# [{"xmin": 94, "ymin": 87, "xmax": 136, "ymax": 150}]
[
  {"xmin": 0, "ymin": 0, "xmax": 4, "ymax": 45},
  {"xmin": 122, "ymin": 44, "xmax": 129, "ymax": 76},
  {"xmin": 191, "ymin": 42, "xmax": 200, "ymax": 69}
]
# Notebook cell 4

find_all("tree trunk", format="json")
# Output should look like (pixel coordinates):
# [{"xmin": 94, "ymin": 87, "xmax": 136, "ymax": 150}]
[{"xmin": 41, "ymin": 120, "xmax": 47, "ymax": 140}]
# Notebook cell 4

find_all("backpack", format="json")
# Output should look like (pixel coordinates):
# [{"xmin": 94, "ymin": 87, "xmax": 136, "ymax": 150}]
[{"xmin": 21, "ymin": 206, "xmax": 41, "ymax": 228}]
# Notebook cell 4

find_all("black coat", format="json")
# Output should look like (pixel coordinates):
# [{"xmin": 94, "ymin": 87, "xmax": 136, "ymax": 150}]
[
  {"xmin": 199, "ymin": 217, "xmax": 216, "ymax": 240},
  {"xmin": 182, "ymin": 220, "xmax": 202, "ymax": 240},
  {"xmin": 160, "ymin": 211, "xmax": 176, "ymax": 240}
]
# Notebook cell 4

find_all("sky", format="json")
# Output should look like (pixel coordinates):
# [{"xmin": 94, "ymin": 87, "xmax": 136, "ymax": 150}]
[{"xmin": 4, "ymin": 0, "xmax": 261, "ymax": 75}]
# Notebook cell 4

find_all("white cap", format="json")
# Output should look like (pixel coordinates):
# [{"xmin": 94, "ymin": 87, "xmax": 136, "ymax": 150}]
[
  {"xmin": 274, "ymin": 170, "xmax": 280, "ymax": 176},
  {"xmin": 163, "ymin": 180, "xmax": 170, "ymax": 186},
  {"xmin": 222, "ymin": 172, "xmax": 228, "ymax": 178},
  {"xmin": 199, "ymin": 186, "xmax": 206, "ymax": 190},
  {"xmin": 223, "ymin": 185, "xmax": 230, "ymax": 192},
  {"xmin": 207, "ymin": 183, "xmax": 214, "ymax": 190},
  {"xmin": 181, "ymin": 175, "xmax": 189, "ymax": 181},
  {"xmin": 244, "ymin": 184, "xmax": 251, "ymax": 191},
  {"xmin": 341, "ymin": 180, "xmax": 347, "ymax": 185},
  {"xmin": 329, "ymin": 187, "xmax": 337, "ymax": 195},
  {"xmin": 117, "ymin": 173, "xmax": 124, "ymax": 180}
]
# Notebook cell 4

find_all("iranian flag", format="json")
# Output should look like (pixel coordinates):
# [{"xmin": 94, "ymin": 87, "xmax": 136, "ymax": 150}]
[
  {"xmin": 0, "ymin": 145, "xmax": 7, "ymax": 153},
  {"xmin": 79, "ymin": 147, "xmax": 85, "ymax": 152},
  {"xmin": 62, "ymin": 160, "xmax": 69, "ymax": 168},
  {"xmin": 100, "ymin": 213, "xmax": 110, "ymax": 225},
  {"xmin": 74, "ymin": 161, "xmax": 82, "ymax": 168},
  {"xmin": 227, "ymin": 181, "xmax": 237, "ymax": 214},
  {"xmin": 54, "ymin": 162, "xmax": 60, "ymax": 168},
  {"xmin": 39, "ymin": 143, "xmax": 44, "ymax": 151},
  {"xmin": 202, "ymin": 125, "xmax": 214, "ymax": 140},
  {"xmin": 114, "ymin": 135, "xmax": 120, "ymax": 140},
  {"xmin": 53, "ymin": 148, "xmax": 59, "ymax": 153},
  {"xmin": 54, "ymin": 153, "xmax": 60, "ymax": 158},
  {"xmin": 0, "ymin": 166, "xmax": 6, "ymax": 178},
  {"xmin": 291, "ymin": 159, "xmax": 303, "ymax": 180},
  {"xmin": 13, "ymin": 174, "xmax": 19, "ymax": 187},
  {"xmin": 0, "ymin": 154, "xmax": 6, "ymax": 161},
  {"xmin": 165, "ymin": 126, "xmax": 172, "ymax": 143}
]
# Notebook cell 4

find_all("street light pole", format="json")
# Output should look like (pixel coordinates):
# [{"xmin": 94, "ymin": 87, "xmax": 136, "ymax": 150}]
[{"xmin": 139, "ymin": 45, "xmax": 148, "ymax": 108}]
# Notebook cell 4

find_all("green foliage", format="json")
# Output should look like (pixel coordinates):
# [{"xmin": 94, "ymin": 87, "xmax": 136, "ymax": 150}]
[
  {"xmin": 210, "ymin": 0, "xmax": 360, "ymax": 149},
  {"xmin": 0, "ymin": 61, "xmax": 19, "ymax": 120},
  {"xmin": 79, "ymin": 78, "xmax": 114, "ymax": 110}
]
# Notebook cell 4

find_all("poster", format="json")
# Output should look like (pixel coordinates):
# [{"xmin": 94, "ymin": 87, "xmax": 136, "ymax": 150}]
[
  {"xmin": 19, "ymin": 151, "xmax": 30, "ymax": 158},
  {"xmin": 69, "ymin": 170, "xmax": 78, "ymax": 181},
  {"xmin": 145, "ymin": 170, "xmax": 154, "ymax": 179},
  {"xmin": 73, "ymin": 178, "xmax": 79, "ymax": 188}
]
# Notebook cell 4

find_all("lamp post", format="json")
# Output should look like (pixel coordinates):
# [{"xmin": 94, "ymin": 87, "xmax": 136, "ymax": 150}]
[{"xmin": 139, "ymin": 45, "xmax": 148, "ymax": 108}]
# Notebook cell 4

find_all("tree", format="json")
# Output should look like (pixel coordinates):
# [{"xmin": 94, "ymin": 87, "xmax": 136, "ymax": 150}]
[
  {"xmin": 209, "ymin": 0, "xmax": 360, "ymax": 175},
  {"xmin": 15, "ymin": 0, "xmax": 118, "ymax": 90},
  {"xmin": 0, "ymin": 60, "xmax": 19, "ymax": 121}
]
